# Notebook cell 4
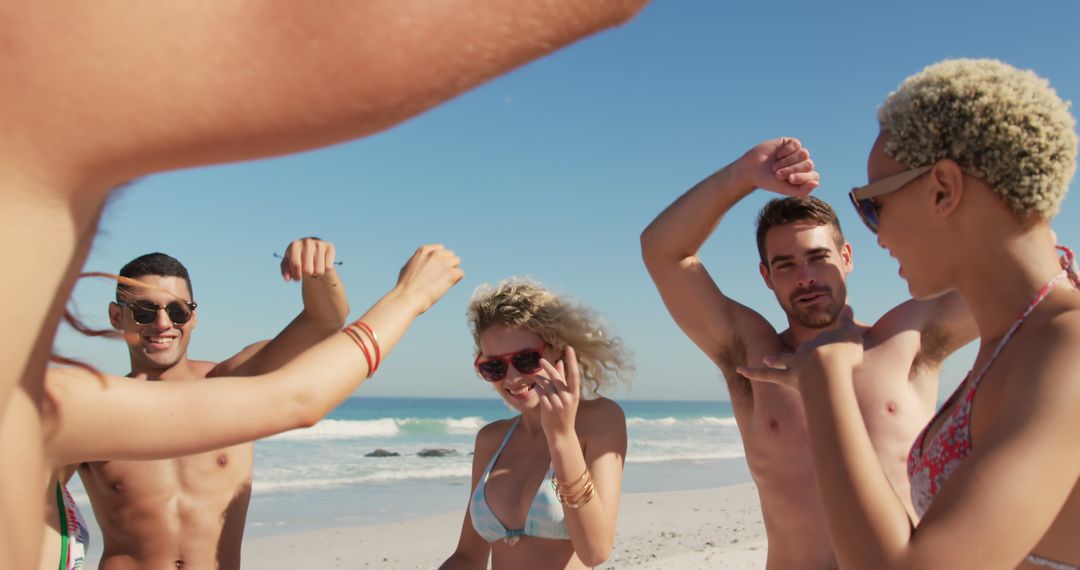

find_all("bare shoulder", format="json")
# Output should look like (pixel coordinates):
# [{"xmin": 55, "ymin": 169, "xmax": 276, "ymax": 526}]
[
  {"xmin": 191, "ymin": 360, "xmax": 218, "ymax": 378},
  {"xmin": 576, "ymin": 397, "xmax": 627, "ymax": 436},
  {"xmin": 474, "ymin": 418, "xmax": 515, "ymax": 455},
  {"xmin": 1024, "ymin": 305, "xmax": 1080, "ymax": 380},
  {"xmin": 578, "ymin": 397, "xmax": 625, "ymax": 421}
]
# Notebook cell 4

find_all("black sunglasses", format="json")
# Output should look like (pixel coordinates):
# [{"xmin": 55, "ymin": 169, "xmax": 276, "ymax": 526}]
[
  {"xmin": 116, "ymin": 299, "xmax": 197, "ymax": 325},
  {"xmin": 848, "ymin": 165, "xmax": 932, "ymax": 233}
]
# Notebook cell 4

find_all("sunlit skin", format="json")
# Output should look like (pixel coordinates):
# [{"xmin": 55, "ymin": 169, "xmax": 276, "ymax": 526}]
[
  {"xmin": 61, "ymin": 240, "xmax": 347, "ymax": 570},
  {"xmin": 442, "ymin": 324, "xmax": 626, "ymax": 569},
  {"xmin": 759, "ymin": 222, "xmax": 851, "ymax": 331},
  {"xmin": 35, "ymin": 241, "xmax": 463, "ymax": 570},
  {"xmin": 110, "ymin": 276, "xmax": 198, "ymax": 374},
  {"xmin": 738, "ymin": 128, "xmax": 1080, "ymax": 568},
  {"xmin": 0, "ymin": 4, "xmax": 646, "ymax": 567},
  {"xmin": 642, "ymin": 137, "xmax": 978, "ymax": 569}
]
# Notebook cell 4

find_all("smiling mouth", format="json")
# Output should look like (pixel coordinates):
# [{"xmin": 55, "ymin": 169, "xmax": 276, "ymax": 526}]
[
  {"xmin": 144, "ymin": 336, "xmax": 177, "ymax": 349},
  {"xmin": 506, "ymin": 383, "xmax": 535, "ymax": 399}
]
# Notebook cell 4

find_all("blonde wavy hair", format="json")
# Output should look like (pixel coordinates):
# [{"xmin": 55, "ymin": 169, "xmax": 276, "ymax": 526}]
[
  {"xmin": 467, "ymin": 278, "xmax": 633, "ymax": 397},
  {"xmin": 878, "ymin": 58, "xmax": 1078, "ymax": 219}
]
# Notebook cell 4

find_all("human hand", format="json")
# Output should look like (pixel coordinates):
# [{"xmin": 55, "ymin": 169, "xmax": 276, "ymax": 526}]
[
  {"xmin": 739, "ymin": 137, "xmax": 820, "ymax": 197},
  {"xmin": 280, "ymin": 237, "xmax": 338, "ymax": 281},
  {"xmin": 535, "ymin": 346, "xmax": 581, "ymax": 441},
  {"xmin": 394, "ymin": 244, "xmax": 464, "ymax": 315},
  {"xmin": 737, "ymin": 325, "xmax": 862, "ymax": 390}
]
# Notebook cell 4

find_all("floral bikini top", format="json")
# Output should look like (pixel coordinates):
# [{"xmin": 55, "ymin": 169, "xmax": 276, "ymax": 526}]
[{"xmin": 907, "ymin": 246, "xmax": 1079, "ymax": 569}]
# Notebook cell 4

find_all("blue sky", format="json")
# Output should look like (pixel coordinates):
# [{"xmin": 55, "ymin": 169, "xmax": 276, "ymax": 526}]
[{"xmin": 57, "ymin": 1, "xmax": 1080, "ymax": 401}]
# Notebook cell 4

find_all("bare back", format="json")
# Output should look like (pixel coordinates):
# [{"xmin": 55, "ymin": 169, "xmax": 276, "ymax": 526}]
[{"xmin": 77, "ymin": 362, "xmax": 255, "ymax": 570}]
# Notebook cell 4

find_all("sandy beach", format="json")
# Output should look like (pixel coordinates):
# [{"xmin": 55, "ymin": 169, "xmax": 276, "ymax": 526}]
[{"xmin": 240, "ymin": 483, "xmax": 766, "ymax": 569}]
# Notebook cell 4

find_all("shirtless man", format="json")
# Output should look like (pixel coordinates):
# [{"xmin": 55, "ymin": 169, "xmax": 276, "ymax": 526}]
[
  {"xmin": 640, "ymin": 138, "xmax": 978, "ymax": 569},
  {"xmin": 77, "ymin": 237, "xmax": 348, "ymax": 569}
]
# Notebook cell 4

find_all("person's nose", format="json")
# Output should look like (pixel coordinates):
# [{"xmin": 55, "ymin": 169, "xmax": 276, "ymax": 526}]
[
  {"xmin": 796, "ymin": 263, "xmax": 816, "ymax": 289},
  {"xmin": 150, "ymin": 306, "xmax": 173, "ymax": 330}
]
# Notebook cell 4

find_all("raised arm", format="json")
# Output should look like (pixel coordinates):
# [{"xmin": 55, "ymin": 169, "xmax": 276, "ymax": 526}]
[
  {"xmin": 211, "ymin": 237, "xmax": 351, "ymax": 378},
  {"xmin": 43, "ymin": 244, "xmax": 462, "ymax": 467},
  {"xmin": 640, "ymin": 138, "xmax": 819, "ymax": 369},
  {"xmin": 534, "ymin": 349, "xmax": 627, "ymax": 567},
  {"xmin": 4, "ymin": 0, "xmax": 648, "ymax": 192}
]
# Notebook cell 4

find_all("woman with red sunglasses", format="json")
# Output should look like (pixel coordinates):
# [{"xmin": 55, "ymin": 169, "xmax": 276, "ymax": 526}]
[
  {"xmin": 740, "ymin": 59, "xmax": 1080, "ymax": 569},
  {"xmin": 442, "ymin": 278, "xmax": 632, "ymax": 569}
]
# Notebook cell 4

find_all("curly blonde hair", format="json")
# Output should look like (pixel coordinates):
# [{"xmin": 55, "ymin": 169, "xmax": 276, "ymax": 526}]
[
  {"xmin": 467, "ymin": 278, "xmax": 633, "ymax": 397},
  {"xmin": 878, "ymin": 58, "xmax": 1078, "ymax": 219}
]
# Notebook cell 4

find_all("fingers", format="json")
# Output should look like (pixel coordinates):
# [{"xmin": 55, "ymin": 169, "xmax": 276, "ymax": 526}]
[
  {"xmin": 734, "ymin": 365, "xmax": 791, "ymax": 385},
  {"xmin": 285, "ymin": 239, "xmax": 304, "ymax": 281},
  {"xmin": 282, "ymin": 237, "xmax": 336, "ymax": 281},
  {"xmin": 562, "ymin": 347, "xmax": 581, "ymax": 396},
  {"xmin": 785, "ymin": 170, "xmax": 821, "ymax": 194},
  {"xmin": 538, "ymin": 359, "xmax": 569, "ymax": 393},
  {"xmin": 761, "ymin": 353, "xmax": 794, "ymax": 369},
  {"xmin": 302, "ymin": 240, "xmax": 317, "ymax": 277},
  {"xmin": 773, "ymin": 146, "xmax": 810, "ymax": 172},
  {"xmin": 397, "ymin": 244, "xmax": 465, "ymax": 312}
]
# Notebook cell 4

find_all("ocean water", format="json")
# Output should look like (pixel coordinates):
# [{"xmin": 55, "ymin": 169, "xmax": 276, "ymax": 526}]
[{"xmin": 71, "ymin": 396, "xmax": 750, "ymax": 540}]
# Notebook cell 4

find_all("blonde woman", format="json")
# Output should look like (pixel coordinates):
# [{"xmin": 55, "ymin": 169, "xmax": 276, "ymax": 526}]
[
  {"xmin": 741, "ymin": 59, "xmax": 1080, "ymax": 568},
  {"xmin": 0, "ymin": 3, "xmax": 647, "ymax": 568},
  {"xmin": 442, "ymin": 279, "xmax": 632, "ymax": 569}
]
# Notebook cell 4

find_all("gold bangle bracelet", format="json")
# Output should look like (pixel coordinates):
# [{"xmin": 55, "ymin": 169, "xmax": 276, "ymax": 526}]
[{"xmin": 551, "ymin": 467, "xmax": 590, "ymax": 495}]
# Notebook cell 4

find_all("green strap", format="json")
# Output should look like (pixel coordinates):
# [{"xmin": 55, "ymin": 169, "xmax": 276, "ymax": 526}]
[{"xmin": 56, "ymin": 482, "xmax": 69, "ymax": 570}]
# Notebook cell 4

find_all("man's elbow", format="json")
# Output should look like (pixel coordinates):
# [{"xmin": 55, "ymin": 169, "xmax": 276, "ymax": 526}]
[{"xmin": 640, "ymin": 226, "xmax": 662, "ymax": 266}]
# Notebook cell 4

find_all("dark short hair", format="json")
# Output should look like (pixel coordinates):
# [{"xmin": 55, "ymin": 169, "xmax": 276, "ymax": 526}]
[
  {"xmin": 116, "ymin": 252, "xmax": 193, "ymax": 301},
  {"xmin": 755, "ymin": 196, "xmax": 845, "ymax": 266}
]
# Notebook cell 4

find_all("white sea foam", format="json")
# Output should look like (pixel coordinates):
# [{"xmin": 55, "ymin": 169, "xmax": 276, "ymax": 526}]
[
  {"xmin": 625, "ymin": 416, "xmax": 738, "ymax": 427},
  {"xmin": 269, "ymin": 416, "xmax": 488, "ymax": 441},
  {"xmin": 252, "ymin": 464, "xmax": 472, "ymax": 493}
]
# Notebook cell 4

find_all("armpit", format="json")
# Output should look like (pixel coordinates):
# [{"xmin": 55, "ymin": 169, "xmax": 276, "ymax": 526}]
[
  {"xmin": 716, "ymin": 336, "xmax": 752, "ymax": 401},
  {"xmin": 913, "ymin": 322, "xmax": 949, "ymax": 375}
]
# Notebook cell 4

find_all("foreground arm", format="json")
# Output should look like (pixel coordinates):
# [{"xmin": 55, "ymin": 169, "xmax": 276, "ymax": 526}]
[
  {"xmin": 742, "ymin": 318, "xmax": 1080, "ymax": 568},
  {"xmin": 212, "ymin": 237, "xmax": 350, "ymax": 377},
  {"xmin": 43, "ymin": 245, "xmax": 462, "ymax": 466},
  {"xmin": 535, "ymin": 349, "xmax": 627, "ymax": 567},
  {"xmin": 4, "ymin": 0, "xmax": 647, "ymax": 192},
  {"xmin": 640, "ymin": 138, "xmax": 819, "ymax": 371}
]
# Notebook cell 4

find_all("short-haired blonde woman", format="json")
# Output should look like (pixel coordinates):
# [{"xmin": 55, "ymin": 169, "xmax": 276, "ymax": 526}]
[
  {"xmin": 741, "ymin": 59, "xmax": 1080, "ymax": 569},
  {"xmin": 442, "ymin": 279, "xmax": 632, "ymax": 569}
]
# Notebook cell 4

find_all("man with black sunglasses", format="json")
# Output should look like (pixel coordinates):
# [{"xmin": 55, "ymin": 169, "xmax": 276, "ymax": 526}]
[
  {"xmin": 641, "ymin": 137, "xmax": 978, "ymax": 569},
  {"xmin": 78, "ymin": 237, "xmax": 349, "ymax": 570}
]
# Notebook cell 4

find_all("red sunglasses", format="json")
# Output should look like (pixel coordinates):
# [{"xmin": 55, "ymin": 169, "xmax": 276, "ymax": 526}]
[{"xmin": 474, "ymin": 343, "xmax": 550, "ymax": 382}]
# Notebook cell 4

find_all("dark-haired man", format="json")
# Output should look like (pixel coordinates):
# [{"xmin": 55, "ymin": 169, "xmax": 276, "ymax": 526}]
[
  {"xmin": 77, "ymin": 237, "xmax": 348, "ymax": 570},
  {"xmin": 640, "ymin": 138, "xmax": 977, "ymax": 569}
]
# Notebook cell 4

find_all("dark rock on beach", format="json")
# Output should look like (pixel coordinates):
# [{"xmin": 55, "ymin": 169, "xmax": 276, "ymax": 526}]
[
  {"xmin": 365, "ymin": 449, "xmax": 401, "ymax": 457},
  {"xmin": 417, "ymin": 448, "xmax": 457, "ymax": 458}
]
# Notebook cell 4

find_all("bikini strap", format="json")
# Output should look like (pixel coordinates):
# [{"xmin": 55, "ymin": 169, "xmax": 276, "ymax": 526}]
[
  {"xmin": 1057, "ymin": 245, "xmax": 1080, "ymax": 289},
  {"xmin": 484, "ymin": 417, "xmax": 521, "ymax": 473},
  {"xmin": 969, "ymin": 248, "xmax": 1074, "ymax": 390}
]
